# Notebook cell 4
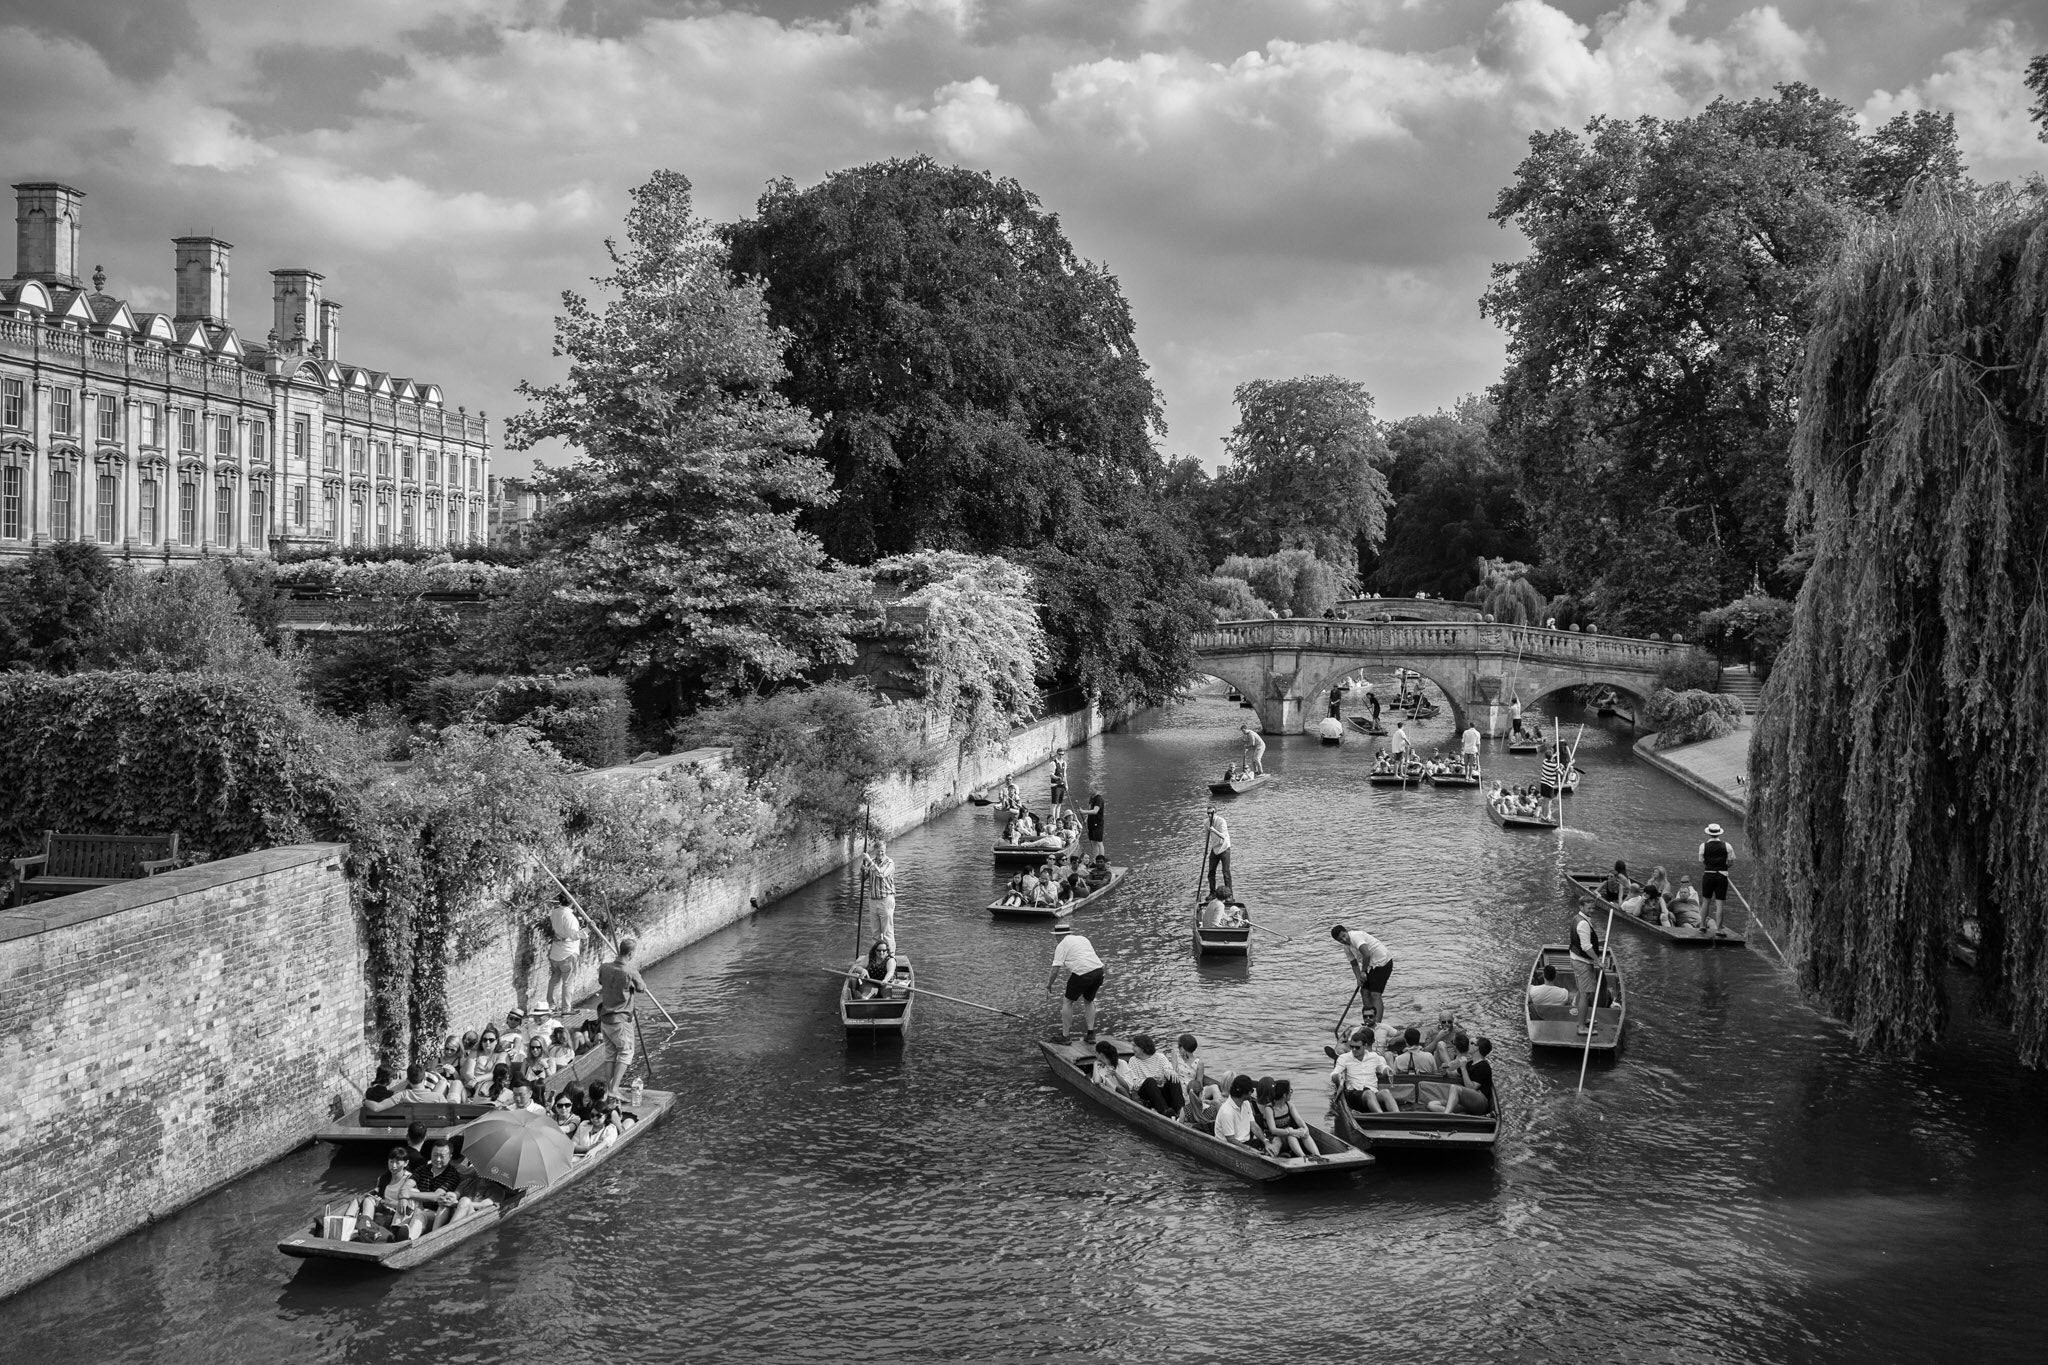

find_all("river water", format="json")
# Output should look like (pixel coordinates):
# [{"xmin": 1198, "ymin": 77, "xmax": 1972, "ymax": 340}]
[{"xmin": 5, "ymin": 686, "xmax": 2045, "ymax": 1363}]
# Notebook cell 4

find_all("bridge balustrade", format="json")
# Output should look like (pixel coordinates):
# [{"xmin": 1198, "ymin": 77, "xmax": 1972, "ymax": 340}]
[{"xmin": 1191, "ymin": 619, "xmax": 1689, "ymax": 670}]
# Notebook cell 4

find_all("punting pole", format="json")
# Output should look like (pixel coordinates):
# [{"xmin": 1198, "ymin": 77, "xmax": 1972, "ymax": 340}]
[
  {"xmin": 531, "ymin": 855, "xmax": 683, "ymax": 1033},
  {"xmin": 1577, "ymin": 898, "xmax": 1618, "ymax": 1095},
  {"xmin": 1333, "ymin": 982, "xmax": 1361, "ymax": 1040},
  {"xmin": 1727, "ymin": 879, "xmax": 1788, "ymax": 966},
  {"xmin": 815, "ymin": 968, "xmax": 1026, "ymax": 1020},
  {"xmin": 854, "ymin": 799, "xmax": 873, "ymax": 959}
]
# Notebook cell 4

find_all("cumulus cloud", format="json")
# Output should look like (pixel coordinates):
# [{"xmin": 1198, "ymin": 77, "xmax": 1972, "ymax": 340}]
[{"xmin": 0, "ymin": 0, "xmax": 2038, "ymax": 474}]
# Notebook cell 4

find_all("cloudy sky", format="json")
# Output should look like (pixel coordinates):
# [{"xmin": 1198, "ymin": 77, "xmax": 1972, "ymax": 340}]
[{"xmin": 5, "ymin": 0, "xmax": 2043, "ymax": 475}]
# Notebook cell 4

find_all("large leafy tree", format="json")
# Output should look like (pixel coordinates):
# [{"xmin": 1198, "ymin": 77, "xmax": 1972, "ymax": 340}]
[
  {"xmin": 1367, "ymin": 397, "xmax": 1534, "ymax": 597},
  {"xmin": 511, "ymin": 170, "xmax": 864, "ymax": 704},
  {"xmin": 1219, "ymin": 375, "xmax": 1391, "ymax": 574},
  {"xmin": 725, "ymin": 156, "xmax": 1198, "ymax": 704},
  {"xmin": 1484, "ymin": 84, "xmax": 1970, "ymax": 634}
]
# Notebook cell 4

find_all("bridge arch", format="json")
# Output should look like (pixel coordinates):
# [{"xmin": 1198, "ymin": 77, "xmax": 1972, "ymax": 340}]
[{"xmin": 1297, "ymin": 658, "xmax": 1471, "ymax": 736}]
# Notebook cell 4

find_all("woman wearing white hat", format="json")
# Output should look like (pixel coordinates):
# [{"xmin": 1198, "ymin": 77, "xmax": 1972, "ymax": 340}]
[{"xmin": 1698, "ymin": 824, "xmax": 1735, "ymax": 936}]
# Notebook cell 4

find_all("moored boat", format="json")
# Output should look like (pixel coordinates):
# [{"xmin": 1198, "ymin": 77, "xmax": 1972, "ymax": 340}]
[
  {"xmin": 280, "ymin": 1088, "xmax": 677, "ymax": 1270},
  {"xmin": 1486, "ymin": 793, "xmax": 1559, "ymax": 830},
  {"xmin": 1208, "ymin": 772, "xmax": 1274, "ymax": 796},
  {"xmin": 1563, "ymin": 871, "xmax": 1746, "ymax": 947},
  {"xmin": 841, "ymin": 957, "xmax": 915, "ymax": 1039},
  {"xmin": 1194, "ymin": 896, "xmax": 1252, "ymax": 956},
  {"xmin": 1037, "ymin": 1039, "xmax": 1372, "ymax": 1182},
  {"xmin": 1524, "ymin": 944, "xmax": 1625, "ymax": 1051},
  {"xmin": 988, "ymin": 865, "xmax": 1129, "ymax": 920}
]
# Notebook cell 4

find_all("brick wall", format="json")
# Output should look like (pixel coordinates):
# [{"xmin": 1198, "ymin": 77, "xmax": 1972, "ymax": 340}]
[
  {"xmin": 440, "ymin": 701, "xmax": 1124, "ymax": 1036},
  {"xmin": 0, "ymin": 844, "xmax": 361, "ymax": 1301}
]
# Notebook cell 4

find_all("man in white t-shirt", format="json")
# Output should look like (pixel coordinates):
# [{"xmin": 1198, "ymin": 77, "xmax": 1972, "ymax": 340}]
[
  {"xmin": 1527, "ymin": 962, "xmax": 1572, "ymax": 1010},
  {"xmin": 545, "ymin": 895, "xmax": 583, "ymax": 1016},
  {"xmin": 1213, "ymin": 1075, "xmax": 1265, "ymax": 1149},
  {"xmin": 1206, "ymin": 809, "xmax": 1233, "ymax": 896},
  {"xmin": 1460, "ymin": 724, "xmax": 1482, "ymax": 773},
  {"xmin": 1329, "ymin": 1029, "xmax": 1392, "ymax": 1114},
  {"xmin": 1047, "ymin": 922, "xmax": 1107, "ymax": 1043},
  {"xmin": 1331, "ymin": 923, "xmax": 1395, "ymax": 1026},
  {"xmin": 863, "ymin": 839, "xmax": 898, "ymax": 944}
]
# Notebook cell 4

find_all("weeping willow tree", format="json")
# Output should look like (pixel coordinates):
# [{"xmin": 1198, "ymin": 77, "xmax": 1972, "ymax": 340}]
[{"xmin": 1751, "ymin": 188, "xmax": 2048, "ymax": 1064}]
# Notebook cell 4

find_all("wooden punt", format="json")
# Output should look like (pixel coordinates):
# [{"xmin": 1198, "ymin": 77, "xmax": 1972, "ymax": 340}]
[
  {"xmin": 1563, "ymin": 871, "xmax": 1746, "ymax": 947},
  {"xmin": 1524, "ymin": 944, "xmax": 1626, "ymax": 1052},
  {"xmin": 1038, "ymin": 1039, "xmax": 1372, "ymax": 1182},
  {"xmin": 1328, "ymin": 1076, "xmax": 1498, "ymax": 1154},
  {"xmin": 1319, "ymin": 733, "xmax": 1343, "ymax": 747},
  {"xmin": 1347, "ymin": 716, "xmax": 1387, "ymax": 737},
  {"xmin": 1487, "ymin": 795, "xmax": 1559, "ymax": 830},
  {"xmin": 993, "ymin": 837, "xmax": 1077, "ymax": 863},
  {"xmin": 317, "ymin": 1014, "xmax": 613, "ymax": 1146},
  {"xmin": 1368, "ymin": 767, "xmax": 1422, "ymax": 787},
  {"xmin": 279, "ymin": 1087, "xmax": 677, "ymax": 1270},
  {"xmin": 841, "ymin": 957, "xmax": 915, "ymax": 1040},
  {"xmin": 1207, "ymin": 772, "xmax": 1274, "ymax": 796},
  {"xmin": 1194, "ymin": 898, "xmax": 1252, "ymax": 957},
  {"xmin": 1427, "ymin": 767, "xmax": 1483, "ymax": 788},
  {"xmin": 988, "ymin": 866, "xmax": 1129, "ymax": 920},
  {"xmin": 1506, "ymin": 733, "xmax": 1544, "ymax": 754}
]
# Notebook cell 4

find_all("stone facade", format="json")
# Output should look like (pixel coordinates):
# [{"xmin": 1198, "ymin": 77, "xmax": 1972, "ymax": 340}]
[
  {"xmin": 0, "ymin": 181, "xmax": 492, "ymax": 565},
  {"xmin": 485, "ymin": 473, "xmax": 560, "ymax": 551},
  {"xmin": 0, "ymin": 844, "xmax": 362, "ymax": 1301}
]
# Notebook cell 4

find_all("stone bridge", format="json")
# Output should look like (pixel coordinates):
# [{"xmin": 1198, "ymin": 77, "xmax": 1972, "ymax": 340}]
[{"xmin": 1192, "ymin": 619, "xmax": 1695, "ymax": 735}]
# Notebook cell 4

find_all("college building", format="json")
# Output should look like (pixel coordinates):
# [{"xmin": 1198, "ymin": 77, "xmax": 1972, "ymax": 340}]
[{"xmin": 0, "ymin": 181, "xmax": 491, "ymax": 564}]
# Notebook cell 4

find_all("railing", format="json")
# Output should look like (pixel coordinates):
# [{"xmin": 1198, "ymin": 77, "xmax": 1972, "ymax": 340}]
[{"xmin": 1192, "ymin": 619, "xmax": 1691, "ymax": 672}]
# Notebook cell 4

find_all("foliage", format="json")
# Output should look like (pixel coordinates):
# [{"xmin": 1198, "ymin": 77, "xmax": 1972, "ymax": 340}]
[
  {"xmin": 564, "ymin": 762, "xmax": 774, "ymax": 923},
  {"xmin": 1217, "ymin": 550, "xmax": 1348, "ymax": 618},
  {"xmin": 306, "ymin": 595, "xmax": 460, "ymax": 716},
  {"xmin": 412, "ymin": 673, "xmax": 632, "ymax": 769},
  {"xmin": 1485, "ymin": 84, "xmax": 1972, "ymax": 633},
  {"xmin": 0, "ymin": 670, "xmax": 359, "ymax": 863},
  {"xmin": 1696, "ymin": 591, "xmax": 1795, "ymax": 679},
  {"xmin": 219, "ymin": 559, "xmax": 284, "ymax": 645},
  {"xmin": 1219, "ymin": 376, "xmax": 1392, "ymax": 572},
  {"xmin": 80, "ymin": 563, "xmax": 301, "ymax": 693},
  {"xmin": 509, "ymin": 169, "xmax": 864, "ymax": 705},
  {"xmin": 2028, "ymin": 54, "xmax": 2048, "ymax": 140},
  {"xmin": 1471, "ymin": 558, "xmax": 1545, "ymax": 625},
  {"xmin": 0, "ymin": 542, "xmax": 119, "ymax": 673},
  {"xmin": 273, "ymin": 543, "xmax": 530, "ymax": 568},
  {"xmin": 683, "ymin": 681, "xmax": 922, "ymax": 834},
  {"xmin": 451, "ymin": 560, "xmax": 604, "ymax": 676},
  {"xmin": 725, "ymin": 155, "xmax": 1197, "ymax": 705},
  {"xmin": 1654, "ymin": 646, "xmax": 1723, "ymax": 694},
  {"xmin": 869, "ymin": 551, "xmax": 1046, "ymax": 752},
  {"xmin": 273, "ymin": 554, "xmax": 524, "ymax": 597},
  {"xmin": 1366, "ymin": 399, "xmax": 1534, "ymax": 597},
  {"xmin": 1199, "ymin": 574, "xmax": 1266, "ymax": 622},
  {"xmin": 1643, "ymin": 688, "xmax": 1743, "ymax": 748},
  {"xmin": 1750, "ymin": 188, "xmax": 2048, "ymax": 1062}
]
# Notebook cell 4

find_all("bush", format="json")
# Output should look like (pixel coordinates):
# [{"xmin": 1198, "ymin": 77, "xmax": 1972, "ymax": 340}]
[
  {"xmin": 1644, "ymin": 688, "xmax": 1745, "ymax": 748},
  {"xmin": 682, "ymin": 681, "xmax": 922, "ymax": 833},
  {"xmin": 0, "ymin": 542, "xmax": 119, "ymax": 673},
  {"xmin": 306, "ymin": 597, "xmax": 461, "ymax": 716},
  {"xmin": 412, "ymin": 673, "xmax": 631, "ymax": 769},
  {"xmin": 1655, "ymin": 646, "xmax": 1722, "ymax": 694},
  {"xmin": 273, "ymin": 554, "xmax": 523, "ymax": 597},
  {"xmin": 80, "ymin": 562, "xmax": 300, "ymax": 694},
  {"xmin": 0, "ymin": 671, "xmax": 360, "ymax": 863},
  {"xmin": 1696, "ymin": 592, "xmax": 1794, "ymax": 680},
  {"xmin": 868, "ymin": 551, "xmax": 1047, "ymax": 752}
]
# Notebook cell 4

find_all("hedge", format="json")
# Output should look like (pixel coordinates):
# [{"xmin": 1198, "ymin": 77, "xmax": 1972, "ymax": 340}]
[
  {"xmin": 1644, "ymin": 687, "xmax": 1746, "ymax": 749},
  {"xmin": 412, "ymin": 673, "xmax": 630, "ymax": 769},
  {"xmin": 0, "ymin": 671, "xmax": 356, "ymax": 863}
]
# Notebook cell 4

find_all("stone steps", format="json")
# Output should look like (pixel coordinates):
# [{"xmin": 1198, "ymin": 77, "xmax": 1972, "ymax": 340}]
[{"xmin": 1718, "ymin": 666, "xmax": 1764, "ymax": 715}]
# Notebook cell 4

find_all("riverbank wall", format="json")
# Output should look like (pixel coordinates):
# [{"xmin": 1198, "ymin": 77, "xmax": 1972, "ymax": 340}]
[
  {"xmin": 0, "ymin": 700, "xmax": 1125, "ymax": 1301},
  {"xmin": 1632, "ymin": 725, "xmax": 1750, "ymax": 822},
  {"xmin": 0, "ymin": 845, "xmax": 359, "ymax": 1302}
]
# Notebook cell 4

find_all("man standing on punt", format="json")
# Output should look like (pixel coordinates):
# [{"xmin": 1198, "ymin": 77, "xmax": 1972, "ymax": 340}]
[
  {"xmin": 597, "ymin": 938, "xmax": 650, "ymax": 1093},
  {"xmin": 1048, "ymin": 920, "xmax": 1106, "ymax": 1045},
  {"xmin": 1699, "ymin": 823, "xmax": 1735, "ymax": 936}
]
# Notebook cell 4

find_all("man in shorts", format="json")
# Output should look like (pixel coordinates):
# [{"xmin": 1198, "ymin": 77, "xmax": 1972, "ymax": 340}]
[
  {"xmin": 1331, "ymin": 924, "xmax": 1394, "ymax": 1026},
  {"xmin": 545, "ymin": 894, "xmax": 583, "ymax": 1017},
  {"xmin": 863, "ymin": 838, "xmax": 898, "ymax": 943},
  {"xmin": 1047, "ymin": 921, "xmax": 1106, "ymax": 1044},
  {"xmin": 597, "ymin": 937, "xmax": 650, "ymax": 1092},
  {"xmin": 1699, "ymin": 823, "xmax": 1735, "ymax": 935},
  {"xmin": 1085, "ymin": 788, "xmax": 1107, "ymax": 860}
]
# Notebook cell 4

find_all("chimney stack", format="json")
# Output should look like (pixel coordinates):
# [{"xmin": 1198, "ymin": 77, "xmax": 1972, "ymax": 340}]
[
  {"xmin": 270, "ymin": 268, "xmax": 323, "ymax": 356},
  {"xmin": 319, "ymin": 299, "xmax": 341, "ymax": 362},
  {"xmin": 173, "ymin": 236, "xmax": 232, "ymax": 326},
  {"xmin": 13, "ymin": 182, "xmax": 85, "ymax": 287}
]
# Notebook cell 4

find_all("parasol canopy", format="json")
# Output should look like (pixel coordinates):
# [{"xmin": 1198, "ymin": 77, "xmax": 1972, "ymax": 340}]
[{"xmin": 460, "ymin": 1109, "xmax": 575, "ymax": 1191}]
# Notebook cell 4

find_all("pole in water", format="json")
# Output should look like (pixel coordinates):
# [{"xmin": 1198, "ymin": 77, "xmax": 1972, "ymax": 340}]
[
  {"xmin": 1577, "ymin": 899, "xmax": 1618, "ymax": 1094},
  {"xmin": 1333, "ymin": 982, "xmax": 1361, "ymax": 1039}
]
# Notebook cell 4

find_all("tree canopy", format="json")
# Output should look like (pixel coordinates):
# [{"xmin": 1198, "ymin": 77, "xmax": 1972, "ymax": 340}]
[
  {"xmin": 725, "ymin": 156, "xmax": 1198, "ymax": 705},
  {"xmin": 1484, "ymin": 83, "xmax": 1971, "ymax": 635},
  {"xmin": 1366, "ymin": 398, "xmax": 1533, "ymax": 597},
  {"xmin": 1219, "ymin": 376, "xmax": 1391, "ymax": 573},
  {"xmin": 511, "ymin": 169, "xmax": 864, "ymax": 705},
  {"xmin": 1750, "ymin": 188, "xmax": 2048, "ymax": 1064}
]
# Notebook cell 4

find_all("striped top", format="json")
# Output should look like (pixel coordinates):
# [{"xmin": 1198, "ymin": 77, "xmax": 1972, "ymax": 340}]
[{"xmin": 1540, "ymin": 755, "xmax": 1565, "ymax": 787}]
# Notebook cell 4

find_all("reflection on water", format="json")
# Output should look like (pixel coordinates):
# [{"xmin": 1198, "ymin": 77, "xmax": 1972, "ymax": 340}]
[{"xmin": 5, "ymin": 684, "xmax": 2046, "ymax": 1363}]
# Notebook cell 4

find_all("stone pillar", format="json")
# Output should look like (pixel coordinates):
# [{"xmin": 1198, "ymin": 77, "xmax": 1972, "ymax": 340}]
[{"xmin": 1252, "ymin": 695, "xmax": 1303, "ymax": 734}]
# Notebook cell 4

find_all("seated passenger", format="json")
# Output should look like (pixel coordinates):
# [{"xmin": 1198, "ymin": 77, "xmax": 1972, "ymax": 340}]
[
  {"xmin": 1200, "ymin": 894, "xmax": 1232, "ymax": 929},
  {"xmin": 507, "ymin": 1081, "xmax": 545, "ymax": 1115},
  {"xmin": 1527, "ymin": 963, "xmax": 1573, "ymax": 1010},
  {"xmin": 435, "ymin": 1063, "xmax": 468, "ymax": 1101},
  {"xmin": 361, "ymin": 1064, "xmax": 401, "ymax": 1113},
  {"xmin": 1599, "ymin": 861, "xmax": 1633, "ymax": 901},
  {"xmin": 576, "ymin": 1018, "xmax": 604, "ymax": 1054},
  {"xmin": 1671, "ymin": 877, "xmax": 1703, "ymax": 927},
  {"xmin": 1089, "ymin": 1040, "xmax": 1128, "ymax": 1094},
  {"xmin": 393, "ymin": 1062, "xmax": 443, "ymax": 1105},
  {"xmin": 1256, "ymin": 1077, "xmax": 1323, "ymax": 1161},
  {"xmin": 521, "ymin": 1040, "xmax": 551, "ymax": 1087},
  {"xmin": 1212, "ymin": 1074, "xmax": 1268, "ymax": 1151},
  {"xmin": 457, "ymin": 1031, "xmax": 488, "ymax": 1088},
  {"xmin": 1087, "ymin": 856, "xmax": 1113, "ymax": 888},
  {"xmin": 1125, "ymin": 1035, "xmax": 1183, "ymax": 1115},
  {"xmin": 545, "ymin": 1026, "xmax": 576, "ymax": 1074},
  {"xmin": 1636, "ymin": 886, "xmax": 1666, "ymax": 923},
  {"xmin": 450, "ymin": 1153, "xmax": 515, "ymax": 1223},
  {"xmin": 409, "ymin": 1139, "xmax": 464, "ymax": 1234},
  {"xmin": 354, "ymin": 1145, "xmax": 421, "ymax": 1239},
  {"xmin": 1330, "ymin": 1029, "xmax": 1393, "ymax": 1114},
  {"xmin": 480, "ymin": 1062, "xmax": 514, "ymax": 1106},
  {"xmin": 1166, "ymin": 1034, "xmax": 1208, "ymax": 1124}
]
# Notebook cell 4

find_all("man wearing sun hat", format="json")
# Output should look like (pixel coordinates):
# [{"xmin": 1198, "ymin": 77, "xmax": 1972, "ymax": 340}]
[{"xmin": 1699, "ymin": 823, "xmax": 1735, "ymax": 937}]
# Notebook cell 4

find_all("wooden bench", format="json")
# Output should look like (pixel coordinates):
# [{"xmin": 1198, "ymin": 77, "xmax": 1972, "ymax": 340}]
[{"xmin": 9, "ymin": 831, "xmax": 182, "ymax": 907}]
